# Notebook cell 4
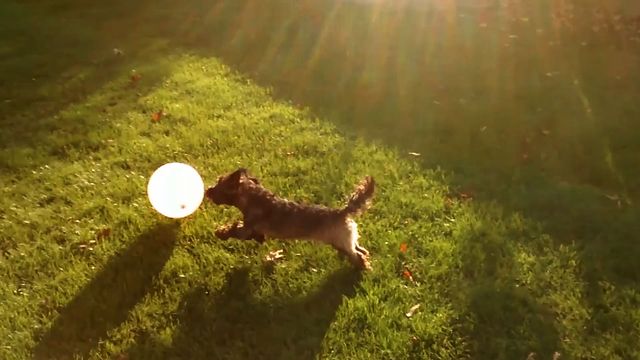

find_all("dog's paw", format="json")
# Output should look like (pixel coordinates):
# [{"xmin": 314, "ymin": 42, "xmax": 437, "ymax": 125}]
[
  {"xmin": 214, "ymin": 229, "xmax": 230, "ymax": 240},
  {"xmin": 214, "ymin": 223, "xmax": 237, "ymax": 240},
  {"xmin": 350, "ymin": 252, "xmax": 371, "ymax": 271},
  {"xmin": 360, "ymin": 254, "xmax": 372, "ymax": 271}
]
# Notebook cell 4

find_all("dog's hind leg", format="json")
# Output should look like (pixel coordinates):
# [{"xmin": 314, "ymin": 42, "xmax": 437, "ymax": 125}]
[
  {"xmin": 348, "ymin": 220, "xmax": 370, "ymax": 257},
  {"xmin": 329, "ymin": 220, "xmax": 371, "ymax": 270},
  {"xmin": 355, "ymin": 244, "xmax": 369, "ymax": 256}
]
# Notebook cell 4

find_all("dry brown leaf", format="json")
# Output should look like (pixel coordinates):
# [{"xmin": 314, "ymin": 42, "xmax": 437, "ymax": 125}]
[
  {"xmin": 97, "ymin": 228, "xmax": 111, "ymax": 240},
  {"xmin": 459, "ymin": 191, "xmax": 474, "ymax": 200},
  {"xmin": 130, "ymin": 73, "xmax": 142, "ymax": 84},
  {"xmin": 151, "ymin": 110, "xmax": 164, "ymax": 122},
  {"xmin": 399, "ymin": 243, "xmax": 408, "ymax": 253},
  {"xmin": 402, "ymin": 268, "xmax": 414, "ymax": 283}
]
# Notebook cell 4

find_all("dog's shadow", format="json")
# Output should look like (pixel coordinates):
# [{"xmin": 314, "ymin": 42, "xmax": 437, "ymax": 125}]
[
  {"xmin": 128, "ymin": 266, "xmax": 363, "ymax": 360},
  {"xmin": 33, "ymin": 222, "xmax": 178, "ymax": 360}
]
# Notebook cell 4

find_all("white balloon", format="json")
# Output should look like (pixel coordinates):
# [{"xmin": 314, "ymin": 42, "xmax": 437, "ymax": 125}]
[{"xmin": 147, "ymin": 163, "xmax": 204, "ymax": 219}]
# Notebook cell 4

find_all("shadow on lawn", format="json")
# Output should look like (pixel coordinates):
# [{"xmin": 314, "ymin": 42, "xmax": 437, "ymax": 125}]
[
  {"xmin": 0, "ymin": 0, "xmax": 177, "ymax": 172},
  {"xmin": 127, "ymin": 267, "xmax": 362, "ymax": 360},
  {"xmin": 172, "ymin": 0, "xmax": 640, "ymax": 199},
  {"xmin": 33, "ymin": 222, "xmax": 178, "ymax": 360},
  {"xmin": 0, "ymin": 0, "xmax": 146, "ymax": 120},
  {"xmin": 456, "ymin": 222, "xmax": 560, "ymax": 359}
]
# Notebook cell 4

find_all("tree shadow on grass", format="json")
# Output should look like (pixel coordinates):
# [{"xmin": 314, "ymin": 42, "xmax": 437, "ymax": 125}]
[
  {"xmin": 33, "ymin": 222, "xmax": 178, "ymax": 360},
  {"xmin": 465, "ymin": 284, "xmax": 559, "ymax": 360},
  {"xmin": 0, "ymin": 0, "xmax": 155, "ymax": 120},
  {"xmin": 0, "ymin": 0, "xmax": 180, "ymax": 171},
  {"xmin": 456, "ymin": 221, "xmax": 560, "ymax": 359},
  {"xmin": 127, "ymin": 266, "xmax": 362, "ymax": 360}
]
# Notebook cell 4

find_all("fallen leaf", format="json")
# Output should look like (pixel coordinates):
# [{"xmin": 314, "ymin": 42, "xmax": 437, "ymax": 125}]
[
  {"xmin": 97, "ymin": 228, "xmax": 111, "ymax": 240},
  {"xmin": 405, "ymin": 304, "xmax": 421, "ymax": 318},
  {"xmin": 402, "ymin": 268, "xmax": 414, "ymax": 283},
  {"xmin": 151, "ymin": 110, "xmax": 164, "ymax": 122},
  {"xmin": 408, "ymin": 152, "xmax": 421, "ymax": 157},
  {"xmin": 479, "ymin": 23, "xmax": 488, "ymax": 28},
  {"xmin": 459, "ymin": 192, "xmax": 473, "ymax": 200},
  {"xmin": 265, "ymin": 249, "xmax": 285, "ymax": 262},
  {"xmin": 399, "ymin": 243, "xmax": 408, "ymax": 253},
  {"xmin": 130, "ymin": 73, "xmax": 142, "ymax": 84}
]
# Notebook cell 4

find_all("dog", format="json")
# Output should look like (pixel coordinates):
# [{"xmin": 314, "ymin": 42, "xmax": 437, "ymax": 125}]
[{"xmin": 205, "ymin": 168, "xmax": 375, "ymax": 270}]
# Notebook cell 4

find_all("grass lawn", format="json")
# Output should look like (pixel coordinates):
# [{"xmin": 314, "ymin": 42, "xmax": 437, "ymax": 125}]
[{"xmin": 1, "ymin": 0, "xmax": 639, "ymax": 359}]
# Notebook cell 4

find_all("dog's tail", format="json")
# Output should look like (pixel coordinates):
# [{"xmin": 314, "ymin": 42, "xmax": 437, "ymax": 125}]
[{"xmin": 341, "ymin": 176, "xmax": 375, "ymax": 217}]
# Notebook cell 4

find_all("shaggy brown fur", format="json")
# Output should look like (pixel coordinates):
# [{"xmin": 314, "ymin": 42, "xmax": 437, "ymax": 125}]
[{"xmin": 205, "ymin": 168, "xmax": 375, "ymax": 270}]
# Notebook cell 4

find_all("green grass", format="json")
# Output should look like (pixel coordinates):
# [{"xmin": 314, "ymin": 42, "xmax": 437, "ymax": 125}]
[{"xmin": 1, "ymin": 0, "xmax": 640, "ymax": 359}]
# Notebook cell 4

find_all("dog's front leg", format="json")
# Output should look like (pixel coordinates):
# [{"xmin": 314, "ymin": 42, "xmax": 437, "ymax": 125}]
[{"xmin": 215, "ymin": 221, "xmax": 265, "ymax": 243}]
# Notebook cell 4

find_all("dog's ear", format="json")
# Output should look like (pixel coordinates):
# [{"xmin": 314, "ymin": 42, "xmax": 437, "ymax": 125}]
[{"xmin": 228, "ymin": 168, "xmax": 248, "ymax": 183}]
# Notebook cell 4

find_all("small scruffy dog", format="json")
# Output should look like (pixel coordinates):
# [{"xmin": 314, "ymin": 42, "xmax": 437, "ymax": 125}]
[{"xmin": 205, "ymin": 168, "xmax": 375, "ymax": 270}]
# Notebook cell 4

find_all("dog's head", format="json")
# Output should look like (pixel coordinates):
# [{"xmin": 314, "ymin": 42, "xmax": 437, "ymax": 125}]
[{"xmin": 205, "ymin": 168, "xmax": 258, "ymax": 206}]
